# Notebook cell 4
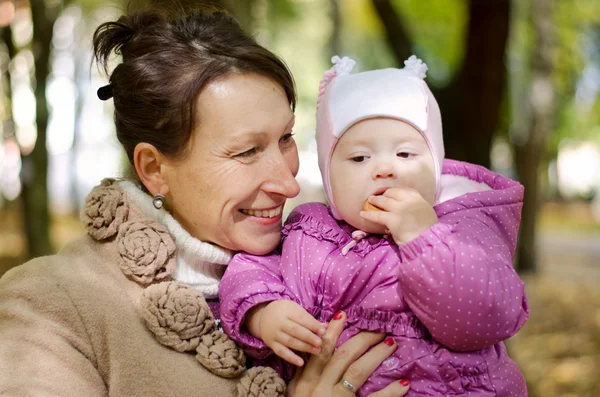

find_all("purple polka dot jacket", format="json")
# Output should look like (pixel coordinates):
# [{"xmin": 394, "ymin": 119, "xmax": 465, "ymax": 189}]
[{"xmin": 220, "ymin": 160, "xmax": 529, "ymax": 396}]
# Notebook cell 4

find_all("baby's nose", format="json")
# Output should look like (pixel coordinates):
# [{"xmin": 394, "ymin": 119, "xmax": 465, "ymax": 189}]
[{"xmin": 373, "ymin": 163, "xmax": 396, "ymax": 179}]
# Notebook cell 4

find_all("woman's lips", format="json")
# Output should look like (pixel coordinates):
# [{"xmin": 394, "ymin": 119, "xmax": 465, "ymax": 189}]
[
  {"xmin": 239, "ymin": 205, "xmax": 284, "ymax": 225},
  {"xmin": 239, "ymin": 205, "xmax": 283, "ymax": 219}
]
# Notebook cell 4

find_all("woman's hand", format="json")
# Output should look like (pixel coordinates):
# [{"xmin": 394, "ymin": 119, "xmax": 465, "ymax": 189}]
[{"xmin": 287, "ymin": 311, "xmax": 411, "ymax": 397}]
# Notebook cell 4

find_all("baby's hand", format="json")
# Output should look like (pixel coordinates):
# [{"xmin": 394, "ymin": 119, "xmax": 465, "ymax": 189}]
[
  {"xmin": 246, "ymin": 300, "xmax": 328, "ymax": 366},
  {"xmin": 360, "ymin": 187, "xmax": 438, "ymax": 245}
]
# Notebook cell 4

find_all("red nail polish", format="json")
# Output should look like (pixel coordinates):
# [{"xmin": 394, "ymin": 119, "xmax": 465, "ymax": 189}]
[
  {"xmin": 384, "ymin": 337, "xmax": 394, "ymax": 346},
  {"xmin": 400, "ymin": 379, "xmax": 410, "ymax": 386},
  {"xmin": 333, "ymin": 311, "xmax": 343, "ymax": 320}
]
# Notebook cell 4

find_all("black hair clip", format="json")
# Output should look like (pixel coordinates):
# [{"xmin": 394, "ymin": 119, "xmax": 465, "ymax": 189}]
[{"xmin": 97, "ymin": 84, "xmax": 113, "ymax": 101}]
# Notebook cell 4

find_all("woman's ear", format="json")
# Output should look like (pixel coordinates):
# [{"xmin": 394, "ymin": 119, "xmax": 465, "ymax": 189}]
[{"xmin": 133, "ymin": 143, "xmax": 170, "ymax": 197}]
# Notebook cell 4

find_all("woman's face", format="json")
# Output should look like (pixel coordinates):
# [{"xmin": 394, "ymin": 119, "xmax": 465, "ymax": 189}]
[{"xmin": 163, "ymin": 73, "xmax": 300, "ymax": 255}]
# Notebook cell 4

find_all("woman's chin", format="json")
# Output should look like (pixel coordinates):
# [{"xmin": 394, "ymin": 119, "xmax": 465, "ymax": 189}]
[{"xmin": 237, "ymin": 233, "xmax": 281, "ymax": 256}]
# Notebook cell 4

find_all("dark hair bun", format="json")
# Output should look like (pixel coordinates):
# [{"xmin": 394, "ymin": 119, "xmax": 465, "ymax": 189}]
[{"xmin": 97, "ymin": 84, "xmax": 113, "ymax": 101}]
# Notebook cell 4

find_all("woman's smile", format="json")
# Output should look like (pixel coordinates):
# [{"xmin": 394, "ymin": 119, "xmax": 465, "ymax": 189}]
[{"xmin": 239, "ymin": 205, "xmax": 284, "ymax": 225}]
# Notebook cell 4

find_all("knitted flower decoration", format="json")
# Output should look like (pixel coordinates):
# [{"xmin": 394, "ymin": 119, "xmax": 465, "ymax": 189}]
[
  {"xmin": 196, "ymin": 330, "xmax": 246, "ymax": 378},
  {"xmin": 237, "ymin": 366, "xmax": 286, "ymax": 397},
  {"xmin": 116, "ymin": 220, "xmax": 176, "ymax": 285},
  {"xmin": 81, "ymin": 178, "xmax": 129, "ymax": 240},
  {"xmin": 140, "ymin": 281, "xmax": 215, "ymax": 352}
]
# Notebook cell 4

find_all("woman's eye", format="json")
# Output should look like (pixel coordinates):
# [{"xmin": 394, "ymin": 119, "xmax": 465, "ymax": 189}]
[
  {"xmin": 280, "ymin": 132, "xmax": 295, "ymax": 144},
  {"xmin": 235, "ymin": 148, "xmax": 257, "ymax": 158},
  {"xmin": 397, "ymin": 152, "xmax": 411, "ymax": 159},
  {"xmin": 351, "ymin": 156, "xmax": 367, "ymax": 163}
]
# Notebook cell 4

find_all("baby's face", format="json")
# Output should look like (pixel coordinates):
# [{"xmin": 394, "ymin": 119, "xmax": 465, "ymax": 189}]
[{"xmin": 329, "ymin": 118, "xmax": 436, "ymax": 233}]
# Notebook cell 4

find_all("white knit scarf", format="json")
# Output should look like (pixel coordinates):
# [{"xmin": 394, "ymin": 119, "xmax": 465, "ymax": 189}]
[{"xmin": 119, "ymin": 181, "xmax": 232, "ymax": 299}]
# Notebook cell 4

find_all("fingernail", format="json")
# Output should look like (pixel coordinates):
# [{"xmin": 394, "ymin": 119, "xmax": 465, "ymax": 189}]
[
  {"xmin": 384, "ymin": 337, "xmax": 395, "ymax": 346},
  {"xmin": 333, "ymin": 310, "xmax": 343, "ymax": 320},
  {"xmin": 318, "ymin": 327, "xmax": 327, "ymax": 336},
  {"xmin": 399, "ymin": 379, "xmax": 410, "ymax": 386}
]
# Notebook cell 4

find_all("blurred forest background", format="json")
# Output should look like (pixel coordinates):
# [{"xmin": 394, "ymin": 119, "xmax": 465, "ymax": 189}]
[{"xmin": 1, "ymin": 0, "xmax": 599, "ymax": 395}]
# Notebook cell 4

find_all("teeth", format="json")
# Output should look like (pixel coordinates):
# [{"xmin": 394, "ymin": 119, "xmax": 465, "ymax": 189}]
[{"xmin": 241, "ymin": 206, "xmax": 282, "ymax": 218}]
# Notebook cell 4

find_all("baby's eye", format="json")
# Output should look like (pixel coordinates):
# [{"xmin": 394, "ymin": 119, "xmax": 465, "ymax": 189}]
[
  {"xmin": 351, "ymin": 156, "xmax": 367, "ymax": 163},
  {"xmin": 397, "ymin": 152, "xmax": 411, "ymax": 159}
]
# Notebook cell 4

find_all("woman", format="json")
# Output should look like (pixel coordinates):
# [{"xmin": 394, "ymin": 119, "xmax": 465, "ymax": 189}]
[{"xmin": 0, "ymin": 6, "xmax": 409, "ymax": 397}]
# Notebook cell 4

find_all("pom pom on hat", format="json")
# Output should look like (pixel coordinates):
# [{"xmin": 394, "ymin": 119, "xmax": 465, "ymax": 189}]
[
  {"xmin": 403, "ymin": 55, "xmax": 428, "ymax": 79},
  {"xmin": 330, "ymin": 56, "xmax": 356, "ymax": 76}
]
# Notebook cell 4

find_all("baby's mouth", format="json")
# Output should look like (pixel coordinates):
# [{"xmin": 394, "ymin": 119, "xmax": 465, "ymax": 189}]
[{"xmin": 371, "ymin": 187, "xmax": 390, "ymax": 196}]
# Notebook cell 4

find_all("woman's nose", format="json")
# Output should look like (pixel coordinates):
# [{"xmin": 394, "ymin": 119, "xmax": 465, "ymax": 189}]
[{"xmin": 264, "ymin": 153, "xmax": 301, "ymax": 198}]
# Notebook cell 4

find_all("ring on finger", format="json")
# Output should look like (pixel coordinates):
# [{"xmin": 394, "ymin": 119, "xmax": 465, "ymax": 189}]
[{"xmin": 340, "ymin": 378, "xmax": 357, "ymax": 394}]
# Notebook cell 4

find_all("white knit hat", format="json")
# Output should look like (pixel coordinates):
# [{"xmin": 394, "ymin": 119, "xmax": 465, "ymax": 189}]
[{"xmin": 315, "ymin": 55, "xmax": 445, "ymax": 219}]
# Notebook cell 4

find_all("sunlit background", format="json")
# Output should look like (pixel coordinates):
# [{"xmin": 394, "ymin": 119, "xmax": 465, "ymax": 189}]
[{"xmin": 1, "ymin": 1, "xmax": 600, "ymax": 396}]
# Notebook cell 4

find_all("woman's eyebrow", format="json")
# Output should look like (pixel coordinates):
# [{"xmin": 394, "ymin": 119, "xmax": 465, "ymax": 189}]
[
  {"xmin": 283, "ymin": 115, "xmax": 296, "ymax": 130},
  {"xmin": 251, "ymin": 115, "xmax": 296, "ymax": 135},
  {"xmin": 229, "ymin": 131, "xmax": 269, "ymax": 144},
  {"xmin": 229, "ymin": 116, "xmax": 295, "ymax": 143}
]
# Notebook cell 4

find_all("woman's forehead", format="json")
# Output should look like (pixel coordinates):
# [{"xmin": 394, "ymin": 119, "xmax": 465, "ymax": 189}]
[{"xmin": 196, "ymin": 74, "xmax": 293, "ymax": 129}]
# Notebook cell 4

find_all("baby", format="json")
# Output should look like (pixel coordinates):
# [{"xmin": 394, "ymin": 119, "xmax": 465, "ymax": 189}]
[{"xmin": 220, "ymin": 56, "xmax": 529, "ymax": 396}]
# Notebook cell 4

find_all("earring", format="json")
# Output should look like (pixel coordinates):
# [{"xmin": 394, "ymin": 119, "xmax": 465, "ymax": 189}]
[{"xmin": 152, "ymin": 193, "xmax": 166, "ymax": 210}]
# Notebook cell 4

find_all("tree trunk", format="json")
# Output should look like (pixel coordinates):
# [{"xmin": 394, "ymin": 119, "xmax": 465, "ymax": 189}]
[
  {"xmin": 22, "ymin": 0, "xmax": 60, "ymax": 257},
  {"xmin": 1, "ymin": 27, "xmax": 16, "ymax": 135},
  {"xmin": 442, "ymin": 0, "xmax": 511, "ymax": 168},
  {"xmin": 514, "ymin": 0, "xmax": 555, "ymax": 273},
  {"xmin": 370, "ymin": 0, "xmax": 411, "ymax": 63},
  {"xmin": 371, "ymin": 0, "xmax": 511, "ymax": 169},
  {"xmin": 329, "ymin": 0, "xmax": 341, "ymax": 57}
]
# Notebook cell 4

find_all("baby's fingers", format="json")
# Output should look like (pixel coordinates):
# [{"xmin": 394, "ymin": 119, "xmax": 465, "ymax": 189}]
[
  {"xmin": 277, "ymin": 331, "xmax": 322, "ymax": 355},
  {"xmin": 283, "ymin": 321, "xmax": 323, "ymax": 349},
  {"xmin": 289, "ymin": 305, "xmax": 328, "ymax": 337},
  {"xmin": 272, "ymin": 341, "xmax": 305, "ymax": 367}
]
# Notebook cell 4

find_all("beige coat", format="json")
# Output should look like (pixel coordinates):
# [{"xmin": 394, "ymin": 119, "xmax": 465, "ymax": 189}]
[{"xmin": 0, "ymin": 180, "xmax": 282, "ymax": 396}]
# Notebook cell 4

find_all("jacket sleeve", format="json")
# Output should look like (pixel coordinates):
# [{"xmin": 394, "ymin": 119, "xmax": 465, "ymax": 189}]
[
  {"xmin": 219, "ymin": 251, "xmax": 297, "ymax": 359},
  {"xmin": 0, "ymin": 261, "xmax": 107, "ymax": 396},
  {"xmin": 395, "ymin": 206, "xmax": 529, "ymax": 351}
]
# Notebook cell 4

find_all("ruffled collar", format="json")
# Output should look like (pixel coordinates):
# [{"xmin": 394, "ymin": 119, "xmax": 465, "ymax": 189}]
[
  {"xmin": 118, "ymin": 181, "xmax": 232, "ymax": 299},
  {"xmin": 283, "ymin": 205, "xmax": 391, "ymax": 257}
]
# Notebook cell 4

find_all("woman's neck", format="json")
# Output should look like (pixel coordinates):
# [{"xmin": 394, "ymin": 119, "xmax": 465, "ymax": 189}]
[{"xmin": 119, "ymin": 181, "xmax": 232, "ymax": 298}]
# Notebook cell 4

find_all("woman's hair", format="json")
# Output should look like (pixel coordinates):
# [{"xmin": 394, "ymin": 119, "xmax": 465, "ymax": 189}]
[{"xmin": 93, "ymin": 6, "xmax": 296, "ymax": 163}]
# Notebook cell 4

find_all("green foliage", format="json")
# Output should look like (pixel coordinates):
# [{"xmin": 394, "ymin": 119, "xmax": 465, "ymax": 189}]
[
  {"xmin": 69, "ymin": 0, "xmax": 120, "ymax": 13},
  {"xmin": 265, "ymin": 0, "xmax": 298, "ymax": 33},
  {"xmin": 551, "ymin": 0, "xmax": 600, "ymax": 155},
  {"xmin": 339, "ymin": 1, "xmax": 397, "ymax": 71},
  {"xmin": 340, "ymin": 0, "xmax": 466, "ymax": 86},
  {"xmin": 256, "ymin": 1, "xmax": 327, "ymax": 148},
  {"xmin": 554, "ymin": 0, "xmax": 600, "ymax": 95},
  {"xmin": 391, "ymin": 0, "xmax": 467, "ymax": 85},
  {"xmin": 507, "ymin": 0, "xmax": 600, "ymax": 160}
]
